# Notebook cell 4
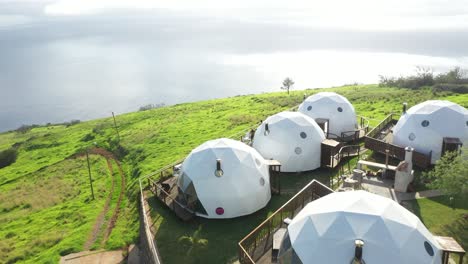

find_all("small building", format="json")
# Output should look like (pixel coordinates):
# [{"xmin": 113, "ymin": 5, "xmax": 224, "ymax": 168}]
[
  {"xmin": 177, "ymin": 138, "xmax": 271, "ymax": 219},
  {"xmin": 392, "ymin": 100, "xmax": 468, "ymax": 164},
  {"xmin": 252, "ymin": 111, "xmax": 325, "ymax": 172},
  {"xmin": 298, "ymin": 92, "xmax": 358, "ymax": 139},
  {"xmin": 278, "ymin": 190, "xmax": 442, "ymax": 264}
]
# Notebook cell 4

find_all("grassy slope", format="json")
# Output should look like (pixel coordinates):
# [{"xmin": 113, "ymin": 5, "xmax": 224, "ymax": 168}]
[
  {"xmin": 0, "ymin": 85, "xmax": 467, "ymax": 263},
  {"xmin": 0, "ymin": 156, "xmax": 110, "ymax": 263}
]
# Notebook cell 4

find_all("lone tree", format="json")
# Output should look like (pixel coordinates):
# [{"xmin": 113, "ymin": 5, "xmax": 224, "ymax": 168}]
[
  {"xmin": 424, "ymin": 148, "xmax": 468, "ymax": 200},
  {"xmin": 281, "ymin": 77, "xmax": 295, "ymax": 95}
]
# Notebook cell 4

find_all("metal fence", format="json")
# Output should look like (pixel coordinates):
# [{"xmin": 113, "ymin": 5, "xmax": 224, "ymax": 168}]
[{"xmin": 238, "ymin": 180, "xmax": 334, "ymax": 264}]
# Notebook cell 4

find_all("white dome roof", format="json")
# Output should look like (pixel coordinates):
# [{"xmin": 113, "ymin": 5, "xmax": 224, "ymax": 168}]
[
  {"xmin": 252, "ymin": 111, "xmax": 325, "ymax": 172},
  {"xmin": 298, "ymin": 92, "xmax": 357, "ymax": 137},
  {"xmin": 283, "ymin": 191, "xmax": 442, "ymax": 264},
  {"xmin": 393, "ymin": 100, "xmax": 468, "ymax": 164},
  {"xmin": 178, "ymin": 138, "xmax": 271, "ymax": 219}
]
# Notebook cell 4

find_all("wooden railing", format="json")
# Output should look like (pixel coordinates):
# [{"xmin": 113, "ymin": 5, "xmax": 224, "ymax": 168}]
[
  {"xmin": 138, "ymin": 179, "xmax": 163, "ymax": 264},
  {"xmin": 364, "ymin": 113, "xmax": 432, "ymax": 169},
  {"xmin": 147, "ymin": 178, "xmax": 195, "ymax": 216},
  {"xmin": 238, "ymin": 180, "xmax": 334, "ymax": 264},
  {"xmin": 366, "ymin": 113, "xmax": 396, "ymax": 138}
]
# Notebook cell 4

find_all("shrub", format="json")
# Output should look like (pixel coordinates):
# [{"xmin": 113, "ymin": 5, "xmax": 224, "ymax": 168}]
[
  {"xmin": 81, "ymin": 133, "xmax": 95, "ymax": 142},
  {"xmin": 0, "ymin": 148, "xmax": 18, "ymax": 169},
  {"xmin": 64, "ymin": 120, "xmax": 80, "ymax": 127},
  {"xmin": 432, "ymin": 83, "xmax": 468, "ymax": 94},
  {"xmin": 380, "ymin": 66, "xmax": 468, "ymax": 93},
  {"xmin": 139, "ymin": 103, "xmax": 165, "ymax": 111},
  {"xmin": 15, "ymin": 124, "xmax": 39, "ymax": 134}
]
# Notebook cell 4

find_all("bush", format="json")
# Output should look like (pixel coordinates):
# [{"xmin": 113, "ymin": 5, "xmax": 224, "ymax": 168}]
[
  {"xmin": 15, "ymin": 124, "xmax": 39, "ymax": 134},
  {"xmin": 64, "ymin": 120, "xmax": 80, "ymax": 127},
  {"xmin": 139, "ymin": 103, "xmax": 165, "ymax": 111},
  {"xmin": 380, "ymin": 67, "xmax": 468, "ymax": 93},
  {"xmin": 0, "ymin": 148, "xmax": 18, "ymax": 169},
  {"xmin": 432, "ymin": 83, "xmax": 468, "ymax": 94},
  {"xmin": 81, "ymin": 133, "xmax": 95, "ymax": 142}
]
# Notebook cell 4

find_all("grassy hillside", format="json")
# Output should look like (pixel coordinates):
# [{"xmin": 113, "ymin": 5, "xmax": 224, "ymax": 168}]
[{"xmin": 0, "ymin": 85, "xmax": 467, "ymax": 263}]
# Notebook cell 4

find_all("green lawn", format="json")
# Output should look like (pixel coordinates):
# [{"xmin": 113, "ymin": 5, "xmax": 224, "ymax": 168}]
[
  {"xmin": 1, "ymin": 85, "xmax": 467, "ymax": 263},
  {"xmin": 410, "ymin": 196, "xmax": 468, "ymax": 254},
  {"xmin": 148, "ymin": 172, "xmax": 330, "ymax": 264}
]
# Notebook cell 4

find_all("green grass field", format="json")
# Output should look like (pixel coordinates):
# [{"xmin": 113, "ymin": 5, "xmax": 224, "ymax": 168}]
[{"xmin": 0, "ymin": 85, "xmax": 467, "ymax": 263}]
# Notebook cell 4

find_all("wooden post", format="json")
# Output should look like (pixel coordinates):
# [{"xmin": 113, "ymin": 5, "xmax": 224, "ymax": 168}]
[
  {"xmin": 385, "ymin": 149, "xmax": 390, "ymax": 169},
  {"xmin": 112, "ymin": 112, "xmax": 121, "ymax": 142},
  {"xmin": 86, "ymin": 150, "xmax": 95, "ymax": 200}
]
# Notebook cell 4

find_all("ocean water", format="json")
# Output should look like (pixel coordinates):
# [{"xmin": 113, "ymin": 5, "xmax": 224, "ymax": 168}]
[{"xmin": 1, "ymin": 4, "xmax": 467, "ymax": 132}]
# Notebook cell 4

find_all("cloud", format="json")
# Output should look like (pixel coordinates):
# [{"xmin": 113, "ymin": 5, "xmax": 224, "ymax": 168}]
[{"xmin": 42, "ymin": 0, "xmax": 468, "ymax": 31}]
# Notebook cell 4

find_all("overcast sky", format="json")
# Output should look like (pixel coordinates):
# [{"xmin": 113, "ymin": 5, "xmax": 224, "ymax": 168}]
[{"xmin": 0, "ymin": 0, "xmax": 467, "ymax": 132}]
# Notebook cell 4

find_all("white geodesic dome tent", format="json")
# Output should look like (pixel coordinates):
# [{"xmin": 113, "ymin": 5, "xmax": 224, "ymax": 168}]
[
  {"xmin": 177, "ymin": 138, "xmax": 271, "ymax": 219},
  {"xmin": 252, "ymin": 111, "xmax": 325, "ymax": 172},
  {"xmin": 298, "ymin": 92, "xmax": 357, "ymax": 138},
  {"xmin": 393, "ymin": 100, "xmax": 468, "ymax": 164},
  {"xmin": 278, "ymin": 191, "xmax": 442, "ymax": 264}
]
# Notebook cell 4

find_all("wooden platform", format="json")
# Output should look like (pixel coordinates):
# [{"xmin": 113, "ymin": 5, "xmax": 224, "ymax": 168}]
[
  {"xmin": 357, "ymin": 160, "xmax": 397, "ymax": 171},
  {"xmin": 153, "ymin": 177, "xmax": 194, "ymax": 221},
  {"xmin": 434, "ymin": 236, "xmax": 466, "ymax": 264}
]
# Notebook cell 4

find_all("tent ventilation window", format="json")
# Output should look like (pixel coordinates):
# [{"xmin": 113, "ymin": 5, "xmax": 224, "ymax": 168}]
[
  {"xmin": 408, "ymin": 133, "xmax": 416, "ymax": 141},
  {"xmin": 300, "ymin": 132, "xmax": 307, "ymax": 139},
  {"xmin": 337, "ymin": 107, "xmax": 343, "ymax": 112},
  {"xmin": 214, "ymin": 159, "xmax": 223, "ymax": 177},
  {"xmin": 466, "ymin": 121, "xmax": 468, "ymax": 126},
  {"xmin": 421, "ymin": 120, "xmax": 430, "ymax": 127},
  {"xmin": 307, "ymin": 105, "xmax": 312, "ymax": 111}
]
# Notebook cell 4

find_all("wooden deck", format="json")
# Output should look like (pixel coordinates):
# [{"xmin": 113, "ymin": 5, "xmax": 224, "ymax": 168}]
[
  {"xmin": 151, "ymin": 177, "xmax": 194, "ymax": 221},
  {"xmin": 435, "ymin": 236, "xmax": 466, "ymax": 264},
  {"xmin": 364, "ymin": 114, "xmax": 432, "ymax": 169}
]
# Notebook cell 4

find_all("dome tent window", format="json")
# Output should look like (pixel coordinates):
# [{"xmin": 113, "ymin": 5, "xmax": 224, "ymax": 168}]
[
  {"xmin": 408, "ymin": 133, "xmax": 416, "ymax": 141},
  {"xmin": 424, "ymin": 241, "xmax": 434, "ymax": 257},
  {"xmin": 259, "ymin": 177, "xmax": 265, "ymax": 186},
  {"xmin": 466, "ymin": 121, "xmax": 468, "ymax": 126},
  {"xmin": 215, "ymin": 207, "xmax": 224, "ymax": 215},
  {"xmin": 300, "ymin": 132, "xmax": 307, "ymax": 139},
  {"xmin": 421, "ymin": 120, "xmax": 430, "ymax": 127},
  {"xmin": 255, "ymin": 158, "xmax": 261, "ymax": 166},
  {"xmin": 295, "ymin": 147, "xmax": 302, "ymax": 155},
  {"xmin": 307, "ymin": 105, "xmax": 312, "ymax": 111},
  {"xmin": 337, "ymin": 107, "xmax": 343, "ymax": 112}
]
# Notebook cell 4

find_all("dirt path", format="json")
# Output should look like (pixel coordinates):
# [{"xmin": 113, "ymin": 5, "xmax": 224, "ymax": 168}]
[
  {"xmin": 83, "ymin": 157, "xmax": 115, "ymax": 250},
  {"xmin": 100, "ymin": 159, "xmax": 126, "ymax": 246},
  {"xmin": 77, "ymin": 148, "xmax": 126, "ymax": 250}
]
